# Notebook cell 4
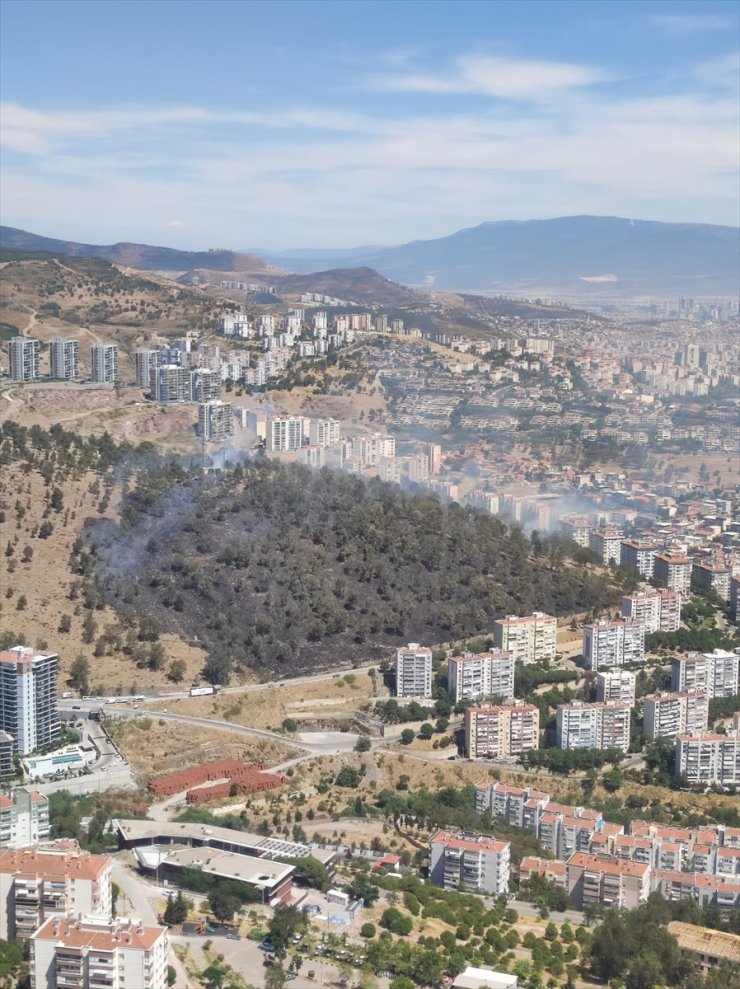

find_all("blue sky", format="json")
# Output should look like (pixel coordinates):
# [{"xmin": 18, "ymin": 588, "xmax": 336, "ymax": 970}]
[{"xmin": 1, "ymin": 0, "xmax": 738, "ymax": 249}]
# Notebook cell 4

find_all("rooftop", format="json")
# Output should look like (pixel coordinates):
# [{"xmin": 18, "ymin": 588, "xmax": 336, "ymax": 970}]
[
  {"xmin": 0, "ymin": 848, "xmax": 110, "ymax": 882},
  {"xmin": 667, "ymin": 922, "xmax": 740, "ymax": 964},
  {"xmin": 32, "ymin": 916, "xmax": 165, "ymax": 952}
]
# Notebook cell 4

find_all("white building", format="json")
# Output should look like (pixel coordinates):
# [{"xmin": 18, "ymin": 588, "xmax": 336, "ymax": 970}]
[
  {"xmin": 8, "ymin": 337, "xmax": 40, "ymax": 381},
  {"xmin": 134, "ymin": 348, "xmax": 161, "ymax": 391},
  {"xmin": 153, "ymin": 364, "xmax": 192, "ymax": 403},
  {"xmin": 447, "ymin": 651, "xmax": 515, "ymax": 705},
  {"xmin": 198, "ymin": 401, "xmax": 234, "ymax": 442},
  {"xmin": 49, "ymin": 337, "xmax": 79, "ymax": 380},
  {"xmin": 589, "ymin": 528, "xmax": 623, "ymax": 566},
  {"xmin": 620, "ymin": 541, "xmax": 658, "ymax": 580},
  {"xmin": 621, "ymin": 589, "xmax": 681, "ymax": 634},
  {"xmin": 492, "ymin": 613, "xmax": 557, "ymax": 666},
  {"xmin": 675, "ymin": 732, "xmax": 740, "ymax": 787},
  {"xmin": 465, "ymin": 705, "xmax": 540, "ymax": 759},
  {"xmin": 0, "ymin": 647, "xmax": 60, "ymax": 756},
  {"xmin": 692, "ymin": 563, "xmax": 732, "ymax": 602},
  {"xmin": 429, "ymin": 830, "xmax": 511, "ymax": 895},
  {"xmin": 0, "ymin": 789, "xmax": 50, "ymax": 849},
  {"xmin": 89, "ymin": 344, "xmax": 118, "ymax": 384},
  {"xmin": 30, "ymin": 915, "xmax": 168, "ymax": 989},
  {"xmin": 583, "ymin": 619, "xmax": 645, "ymax": 671},
  {"xmin": 671, "ymin": 651, "xmax": 739, "ymax": 699},
  {"xmin": 395, "ymin": 643, "xmax": 433, "ymax": 699},
  {"xmin": 308, "ymin": 418, "xmax": 341, "ymax": 448},
  {"xmin": 0, "ymin": 846, "xmax": 112, "ymax": 940},
  {"xmin": 266, "ymin": 416, "xmax": 303, "ymax": 452},
  {"xmin": 654, "ymin": 554, "xmax": 692, "ymax": 596},
  {"xmin": 555, "ymin": 701, "xmax": 631, "ymax": 752},
  {"xmin": 643, "ymin": 692, "xmax": 709, "ymax": 741},
  {"xmin": 559, "ymin": 517, "xmax": 592, "ymax": 548},
  {"xmin": 595, "ymin": 670, "xmax": 636, "ymax": 706}
]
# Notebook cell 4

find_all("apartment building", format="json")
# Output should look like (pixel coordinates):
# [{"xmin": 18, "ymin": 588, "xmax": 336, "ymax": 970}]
[
  {"xmin": 30, "ymin": 915, "xmax": 169, "ymax": 989},
  {"xmin": 492, "ymin": 612, "xmax": 557, "ymax": 666},
  {"xmin": 730, "ymin": 576, "xmax": 739, "ymax": 622},
  {"xmin": 153, "ymin": 364, "xmax": 192, "ymax": 404},
  {"xmin": 0, "ymin": 846, "xmax": 112, "ymax": 940},
  {"xmin": 429, "ymin": 830, "xmax": 511, "ymax": 895},
  {"xmin": 556, "ymin": 701, "xmax": 631, "ymax": 752},
  {"xmin": 0, "ymin": 732, "xmax": 13, "ymax": 778},
  {"xmin": 0, "ymin": 789, "xmax": 50, "ymax": 849},
  {"xmin": 671, "ymin": 651, "xmax": 739, "ymax": 698},
  {"xmin": 621, "ymin": 588, "xmax": 680, "ymax": 633},
  {"xmin": 595, "ymin": 670, "xmax": 636, "ymax": 706},
  {"xmin": 447, "ymin": 651, "xmax": 515, "ymax": 704},
  {"xmin": 559, "ymin": 517, "xmax": 592, "ymax": 548},
  {"xmin": 0, "ymin": 646, "xmax": 60, "ymax": 756},
  {"xmin": 643, "ymin": 692, "xmax": 709, "ymax": 741},
  {"xmin": 266, "ymin": 415, "xmax": 304, "ymax": 452},
  {"xmin": 583, "ymin": 618, "xmax": 645, "ymax": 671},
  {"xmin": 49, "ymin": 337, "xmax": 79, "ymax": 380},
  {"xmin": 134, "ymin": 348, "xmax": 161, "ymax": 390},
  {"xmin": 654, "ymin": 553, "xmax": 692, "ymax": 596},
  {"xmin": 692, "ymin": 563, "xmax": 732, "ymax": 602},
  {"xmin": 589, "ymin": 527, "xmax": 623, "ymax": 566},
  {"xmin": 620, "ymin": 541, "xmax": 658, "ymax": 580},
  {"xmin": 197, "ymin": 401, "xmax": 234, "ymax": 442},
  {"xmin": 675, "ymin": 732, "xmax": 740, "ymax": 787},
  {"xmin": 8, "ymin": 337, "xmax": 40, "ymax": 381},
  {"xmin": 308, "ymin": 418, "xmax": 341, "ymax": 448},
  {"xmin": 192, "ymin": 368, "xmax": 221, "ymax": 403},
  {"xmin": 465, "ymin": 705, "xmax": 539, "ymax": 759},
  {"xmin": 566, "ymin": 852, "xmax": 650, "ymax": 910},
  {"xmin": 90, "ymin": 344, "xmax": 118, "ymax": 384},
  {"xmin": 394, "ymin": 643, "xmax": 433, "ymax": 699}
]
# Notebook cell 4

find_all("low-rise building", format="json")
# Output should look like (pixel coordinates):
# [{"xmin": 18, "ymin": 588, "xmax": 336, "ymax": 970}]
[
  {"xmin": 643, "ymin": 692, "xmax": 708, "ymax": 741},
  {"xmin": 30, "ymin": 915, "xmax": 169, "ymax": 989},
  {"xmin": 447, "ymin": 651, "xmax": 515, "ymax": 704},
  {"xmin": 429, "ymin": 830, "xmax": 511, "ymax": 895},
  {"xmin": 465, "ymin": 704, "xmax": 539, "ymax": 759},
  {"xmin": 566, "ymin": 852, "xmax": 650, "ymax": 910},
  {"xmin": 666, "ymin": 921, "xmax": 740, "ymax": 974}
]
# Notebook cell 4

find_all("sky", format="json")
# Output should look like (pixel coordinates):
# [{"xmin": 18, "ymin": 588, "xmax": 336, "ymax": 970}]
[{"xmin": 1, "ymin": 0, "xmax": 738, "ymax": 250}]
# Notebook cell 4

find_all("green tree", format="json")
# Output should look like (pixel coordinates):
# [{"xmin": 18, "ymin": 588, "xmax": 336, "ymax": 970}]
[
  {"xmin": 68, "ymin": 654, "xmax": 90, "ymax": 694},
  {"xmin": 355, "ymin": 735, "xmax": 371, "ymax": 752},
  {"xmin": 207, "ymin": 889, "xmax": 240, "ymax": 923},
  {"xmin": 360, "ymin": 922, "xmax": 376, "ymax": 938},
  {"xmin": 400, "ymin": 728, "xmax": 415, "ymax": 745},
  {"xmin": 167, "ymin": 659, "xmax": 186, "ymax": 683},
  {"xmin": 380, "ymin": 907, "xmax": 413, "ymax": 935},
  {"xmin": 267, "ymin": 904, "xmax": 306, "ymax": 957}
]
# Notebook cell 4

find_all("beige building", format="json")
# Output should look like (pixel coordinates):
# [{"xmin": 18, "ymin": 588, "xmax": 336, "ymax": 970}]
[
  {"xmin": 395, "ymin": 643, "xmax": 433, "ymax": 698},
  {"xmin": 447, "ymin": 651, "xmax": 515, "ymax": 704},
  {"xmin": 595, "ymin": 670, "xmax": 636, "ymax": 706},
  {"xmin": 0, "ymin": 789, "xmax": 50, "ymax": 849},
  {"xmin": 566, "ymin": 852, "xmax": 650, "ymax": 909},
  {"xmin": 666, "ymin": 921, "xmax": 740, "ymax": 974},
  {"xmin": 30, "ymin": 915, "xmax": 169, "ymax": 989},
  {"xmin": 429, "ymin": 830, "xmax": 511, "ymax": 895},
  {"xmin": 589, "ymin": 527, "xmax": 623, "ymax": 566},
  {"xmin": 0, "ymin": 846, "xmax": 112, "ymax": 940},
  {"xmin": 492, "ymin": 612, "xmax": 556, "ymax": 666},
  {"xmin": 465, "ymin": 705, "xmax": 539, "ymax": 759},
  {"xmin": 621, "ymin": 588, "xmax": 680, "ymax": 633}
]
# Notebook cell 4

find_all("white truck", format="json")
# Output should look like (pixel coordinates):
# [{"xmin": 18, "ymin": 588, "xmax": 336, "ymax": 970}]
[{"xmin": 189, "ymin": 685, "xmax": 215, "ymax": 697}]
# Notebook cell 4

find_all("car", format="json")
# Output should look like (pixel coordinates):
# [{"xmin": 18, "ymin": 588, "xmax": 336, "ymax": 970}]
[
  {"xmin": 285, "ymin": 975, "xmax": 297, "ymax": 983},
  {"xmin": 259, "ymin": 942, "xmax": 276, "ymax": 952},
  {"xmin": 225, "ymin": 932, "xmax": 240, "ymax": 941}
]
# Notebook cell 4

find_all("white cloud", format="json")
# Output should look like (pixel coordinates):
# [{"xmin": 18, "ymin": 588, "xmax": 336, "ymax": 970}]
[{"xmin": 650, "ymin": 12, "xmax": 737, "ymax": 33}]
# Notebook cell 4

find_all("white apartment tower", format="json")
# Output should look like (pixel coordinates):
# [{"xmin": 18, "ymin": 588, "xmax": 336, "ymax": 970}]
[
  {"xmin": 198, "ymin": 401, "xmax": 234, "ymax": 442},
  {"xmin": 595, "ymin": 670, "xmax": 637, "ymax": 706},
  {"xmin": 395, "ymin": 643, "xmax": 433, "ymax": 699},
  {"xmin": 559, "ymin": 517, "xmax": 593, "ymax": 548},
  {"xmin": 675, "ymin": 732, "xmax": 740, "ymax": 787},
  {"xmin": 621, "ymin": 589, "xmax": 681, "ymax": 634},
  {"xmin": 0, "ymin": 647, "xmax": 60, "ymax": 756},
  {"xmin": 90, "ymin": 344, "xmax": 118, "ymax": 384},
  {"xmin": 492, "ymin": 612, "xmax": 557, "ymax": 666},
  {"xmin": 0, "ymin": 789, "xmax": 50, "ymax": 849},
  {"xmin": 465, "ymin": 704, "xmax": 540, "ymax": 759},
  {"xmin": 134, "ymin": 348, "xmax": 161, "ymax": 390},
  {"xmin": 583, "ymin": 619, "xmax": 645, "ymax": 671},
  {"xmin": 154, "ymin": 364, "xmax": 192, "ymax": 404},
  {"xmin": 30, "ymin": 915, "xmax": 169, "ymax": 989},
  {"xmin": 643, "ymin": 692, "xmax": 709, "ymax": 741},
  {"xmin": 555, "ymin": 701, "xmax": 631, "ymax": 752},
  {"xmin": 620, "ymin": 541, "xmax": 658, "ymax": 580},
  {"xmin": 308, "ymin": 418, "xmax": 341, "ymax": 448},
  {"xmin": 589, "ymin": 528, "xmax": 623, "ymax": 566},
  {"xmin": 671, "ymin": 651, "xmax": 739, "ymax": 699},
  {"xmin": 429, "ymin": 830, "xmax": 511, "ymax": 895},
  {"xmin": 266, "ymin": 416, "xmax": 304, "ymax": 452},
  {"xmin": 8, "ymin": 337, "xmax": 40, "ymax": 381},
  {"xmin": 49, "ymin": 337, "xmax": 79, "ymax": 380},
  {"xmin": 447, "ymin": 651, "xmax": 515, "ymax": 704}
]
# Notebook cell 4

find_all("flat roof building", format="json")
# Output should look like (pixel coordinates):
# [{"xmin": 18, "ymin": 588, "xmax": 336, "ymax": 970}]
[
  {"xmin": 0, "ymin": 788, "xmax": 50, "ymax": 849},
  {"xmin": 583, "ymin": 619, "xmax": 645, "ymax": 671},
  {"xmin": 395, "ymin": 643, "xmax": 433, "ymax": 699},
  {"xmin": 0, "ymin": 646, "xmax": 60, "ymax": 756},
  {"xmin": 447, "ymin": 650, "xmax": 515, "ymax": 705},
  {"xmin": 492, "ymin": 612, "xmax": 556, "ymax": 666},
  {"xmin": 643, "ymin": 692, "xmax": 708, "ymax": 741},
  {"xmin": 465, "ymin": 704, "xmax": 539, "ymax": 760},
  {"xmin": 429, "ymin": 830, "xmax": 511, "ymax": 896}
]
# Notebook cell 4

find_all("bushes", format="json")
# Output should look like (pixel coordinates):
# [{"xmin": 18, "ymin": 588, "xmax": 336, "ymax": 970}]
[{"xmin": 380, "ymin": 907, "xmax": 413, "ymax": 936}]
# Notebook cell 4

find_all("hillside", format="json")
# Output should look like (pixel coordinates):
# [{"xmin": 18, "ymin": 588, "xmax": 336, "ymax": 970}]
[
  {"xmin": 259, "ymin": 215, "xmax": 740, "ymax": 297},
  {"xmin": 276, "ymin": 266, "xmax": 421, "ymax": 306},
  {"xmin": 0, "ymin": 226, "xmax": 274, "ymax": 274},
  {"xmin": 88, "ymin": 457, "xmax": 624, "ymax": 681}
]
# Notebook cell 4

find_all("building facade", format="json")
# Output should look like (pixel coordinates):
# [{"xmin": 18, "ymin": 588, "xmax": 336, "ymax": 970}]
[
  {"xmin": 89, "ymin": 344, "xmax": 118, "ymax": 384},
  {"xmin": 643, "ymin": 692, "xmax": 709, "ymax": 741},
  {"xmin": 197, "ymin": 401, "xmax": 234, "ymax": 442},
  {"xmin": 595, "ymin": 670, "xmax": 637, "ymax": 706},
  {"xmin": 492, "ymin": 612, "xmax": 557, "ymax": 666},
  {"xmin": 395, "ymin": 643, "xmax": 433, "ymax": 699},
  {"xmin": 0, "ymin": 647, "xmax": 60, "ymax": 757},
  {"xmin": 620, "ymin": 541, "xmax": 658, "ymax": 580},
  {"xmin": 465, "ymin": 705, "xmax": 539, "ymax": 759},
  {"xmin": 621, "ymin": 589, "xmax": 680, "ymax": 633},
  {"xmin": 447, "ymin": 651, "xmax": 515, "ymax": 705},
  {"xmin": 8, "ymin": 337, "xmax": 40, "ymax": 382},
  {"xmin": 675, "ymin": 732, "xmax": 740, "ymax": 787},
  {"xmin": 692, "ymin": 564, "xmax": 732, "ymax": 602},
  {"xmin": 266, "ymin": 416, "xmax": 304, "ymax": 452},
  {"xmin": 671, "ymin": 651, "xmax": 739, "ymax": 699},
  {"xmin": 429, "ymin": 830, "xmax": 511, "ymax": 895},
  {"xmin": 555, "ymin": 701, "xmax": 631, "ymax": 752},
  {"xmin": 0, "ymin": 789, "xmax": 50, "ymax": 849},
  {"xmin": 49, "ymin": 337, "xmax": 79, "ymax": 380},
  {"xmin": 654, "ymin": 554, "xmax": 692, "ymax": 596},
  {"xmin": 583, "ymin": 619, "xmax": 645, "ymax": 671},
  {"xmin": 589, "ymin": 528, "xmax": 623, "ymax": 566}
]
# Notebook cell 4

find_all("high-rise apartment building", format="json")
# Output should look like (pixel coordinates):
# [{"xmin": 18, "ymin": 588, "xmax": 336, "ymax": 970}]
[
  {"xmin": 429, "ymin": 830, "xmax": 511, "ymax": 895},
  {"xmin": 671, "ymin": 651, "xmax": 739, "ymax": 699},
  {"xmin": 620, "ymin": 541, "xmax": 658, "ymax": 580},
  {"xmin": 0, "ymin": 647, "xmax": 60, "ymax": 756},
  {"xmin": 0, "ymin": 846, "xmax": 112, "ymax": 940},
  {"xmin": 465, "ymin": 704, "xmax": 540, "ymax": 759},
  {"xmin": 730, "ymin": 576, "xmax": 740, "ymax": 622},
  {"xmin": 308, "ymin": 418, "xmax": 341, "ymax": 448},
  {"xmin": 643, "ymin": 692, "xmax": 709, "ymax": 741},
  {"xmin": 589, "ymin": 528, "xmax": 623, "ymax": 566},
  {"xmin": 266, "ymin": 416, "xmax": 304, "ymax": 452},
  {"xmin": 595, "ymin": 670, "xmax": 636, "ymax": 706},
  {"xmin": 559, "ymin": 517, "xmax": 593, "ymax": 548},
  {"xmin": 621, "ymin": 589, "xmax": 680, "ymax": 633},
  {"xmin": 198, "ymin": 401, "xmax": 234, "ymax": 442},
  {"xmin": 134, "ymin": 348, "xmax": 161, "ymax": 390},
  {"xmin": 394, "ymin": 643, "xmax": 433, "ymax": 699},
  {"xmin": 0, "ymin": 789, "xmax": 50, "ymax": 849},
  {"xmin": 583, "ymin": 619, "xmax": 645, "ymax": 671},
  {"xmin": 30, "ymin": 915, "xmax": 169, "ymax": 989},
  {"xmin": 90, "ymin": 344, "xmax": 118, "ymax": 383},
  {"xmin": 8, "ymin": 337, "xmax": 40, "ymax": 381},
  {"xmin": 154, "ymin": 364, "xmax": 192, "ymax": 404},
  {"xmin": 654, "ymin": 554, "xmax": 692, "ymax": 596},
  {"xmin": 192, "ymin": 368, "xmax": 221, "ymax": 403},
  {"xmin": 447, "ymin": 651, "xmax": 515, "ymax": 704},
  {"xmin": 675, "ymin": 732, "xmax": 740, "ymax": 787},
  {"xmin": 692, "ymin": 563, "xmax": 732, "ymax": 602},
  {"xmin": 49, "ymin": 337, "xmax": 79, "ymax": 380},
  {"xmin": 555, "ymin": 702, "xmax": 631, "ymax": 752},
  {"xmin": 492, "ymin": 612, "xmax": 557, "ymax": 666}
]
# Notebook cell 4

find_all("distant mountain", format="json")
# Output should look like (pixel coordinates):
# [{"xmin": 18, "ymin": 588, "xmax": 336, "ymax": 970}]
[
  {"xmin": 277, "ymin": 266, "xmax": 420, "ymax": 306},
  {"xmin": 259, "ymin": 216, "xmax": 740, "ymax": 297},
  {"xmin": 0, "ymin": 226, "xmax": 274, "ymax": 275}
]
